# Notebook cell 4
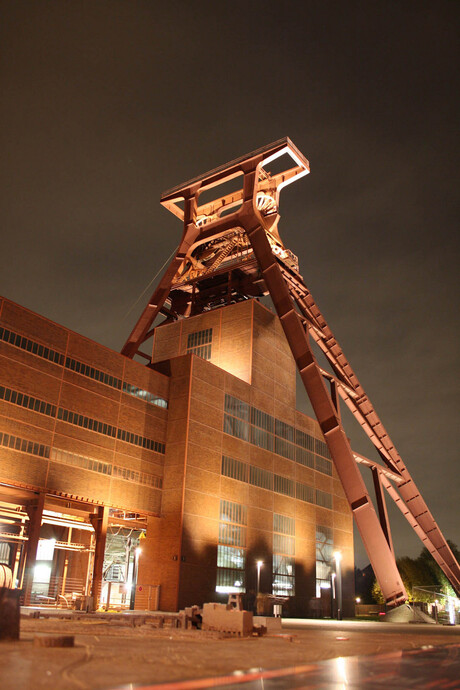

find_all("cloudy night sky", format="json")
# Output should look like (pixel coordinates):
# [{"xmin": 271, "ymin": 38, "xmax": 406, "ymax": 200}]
[{"xmin": 1, "ymin": 1, "xmax": 458, "ymax": 567}]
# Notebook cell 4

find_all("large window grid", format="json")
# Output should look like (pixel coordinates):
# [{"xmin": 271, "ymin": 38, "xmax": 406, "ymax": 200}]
[
  {"xmin": 186, "ymin": 329, "xmax": 212, "ymax": 360},
  {"xmin": 223, "ymin": 415, "xmax": 249, "ymax": 442},
  {"xmin": 251, "ymin": 425, "xmax": 273, "ymax": 451},
  {"xmin": 296, "ymin": 482, "xmax": 315, "ymax": 504},
  {"xmin": 224, "ymin": 394, "xmax": 333, "ymax": 475},
  {"xmin": 274, "ymin": 474, "xmax": 295, "ymax": 498},
  {"xmin": 0, "ymin": 325, "xmax": 168, "ymax": 409},
  {"xmin": 221, "ymin": 455, "xmax": 325, "ymax": 508},
  {"xmin": 316, "ymin": 525, "xmax": 333, "ymax": 596},
  {"xmin": 0, "ymin": 327, "xmax": 64, "ymax": 365},
  {"xmin": 316, "ymin": 489, "xmax": 333, "ymax": 509},
  {"xmin": 217, "ymin": 499, "xmax": 247, "ymax": 594},
  {"xmin": 50, "ymin": 447, "xmax": 162, "ymax": 488},
  {"xmin": 1, "ymin": 384, "xmax": 166, "ymax": 455},
  {"xmin": 296, "ymin": 447, "xmax": 315, "ymax": 468},
  {"xmin": 221, "ymin": 455, "xmax": 247, "ymax": 482},
  {"xmin": 0, "ymin": 431, "xmax": 50, "ymax": 458},
  {"xmin": 273, "ymin": 514, "xmax": 295, "ymax": 536},
  {"xmin": 316, "ymin": 455, "xmax": 333, "ymax": 476},
  {"xmin": 249, "ymin": 465, "xmax": 274, "ymax": 491},
  {"xmin": 0, "ymin": 385, "xmax": 56, "ymax": 418},
  {"xmin": 57, "ymin": 407, "xmax": 165, "ymax": 454},
  {"xmin": 0, "ymin": 431, "xmax": 162, "ymax": 489},
  {"xmin": 273, "ymin": 514, "xmax": 295, "ymax": 596},
  {"xmin": 220, "ymin": 499, "xmax": 247, "ymax": 526}
]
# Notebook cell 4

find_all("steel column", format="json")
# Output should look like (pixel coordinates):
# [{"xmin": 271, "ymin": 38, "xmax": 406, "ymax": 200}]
[
  {"xmin": 23, "ymin": 492, "xmax": 45, "ymax": 605},
  {"xmin": 90, "ymin": 505, "xmax": 108, "ymax": 608}
]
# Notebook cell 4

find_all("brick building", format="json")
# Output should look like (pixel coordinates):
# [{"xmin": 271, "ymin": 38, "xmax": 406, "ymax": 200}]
[{"xmin": 0, "ymin": 295, "xmax": 354, "ymax": 615}]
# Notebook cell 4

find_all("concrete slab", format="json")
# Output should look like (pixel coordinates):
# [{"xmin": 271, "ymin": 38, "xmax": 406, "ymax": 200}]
[{"xmin": 0, "ymin": 614, "xmax": 458, "ymax": 690}]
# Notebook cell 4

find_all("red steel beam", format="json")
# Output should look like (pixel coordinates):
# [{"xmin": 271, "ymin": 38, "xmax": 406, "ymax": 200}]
[
  {"xmin": 280, "ymin": 267, "xmax": 460, "ymax": 593},
  {"xmin": 239, "ymin": 216, "xmax": 406, "ymax": 605},
  {"xmin": 380, "ymin": 472, "xmax": 459, "ymax": 586}
]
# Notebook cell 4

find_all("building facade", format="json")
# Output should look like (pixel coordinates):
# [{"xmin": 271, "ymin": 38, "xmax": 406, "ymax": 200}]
[{"xmin": 0, "ymin": 295, "xmax": 354, "ymax": 615}]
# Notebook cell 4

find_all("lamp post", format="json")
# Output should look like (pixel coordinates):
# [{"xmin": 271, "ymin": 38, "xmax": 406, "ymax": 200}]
[
  {"xmin": 334, "ymin": 551, "xmax": 342, "ymax": 621},
  {"xmin": 256, "ymin": 560, "xmax": 263, "ymax": 595}
]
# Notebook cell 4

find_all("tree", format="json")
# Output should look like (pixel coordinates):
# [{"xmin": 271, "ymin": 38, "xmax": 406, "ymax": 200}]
[{"xmin": 370, "ymin": 541, "xmax": 459, "ymax": 604}]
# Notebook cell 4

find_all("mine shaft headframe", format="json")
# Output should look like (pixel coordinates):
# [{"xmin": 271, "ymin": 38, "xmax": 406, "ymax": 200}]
[
  {"xmin": 122, "ymin": 139, "xmax": 460, "ymax": 604},
  {"xmin": 121, "ymin": 138, "xmax": 309, "ymax": 360}
]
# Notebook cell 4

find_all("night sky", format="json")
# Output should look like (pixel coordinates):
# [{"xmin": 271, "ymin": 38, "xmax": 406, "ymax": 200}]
[{"xmin": 1, "ymin": 1, "xmax": 458, "ymax": 568}]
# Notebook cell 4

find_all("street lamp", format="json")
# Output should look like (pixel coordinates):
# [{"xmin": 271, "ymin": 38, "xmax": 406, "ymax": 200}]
[
  {"xmin": 256, "ymin": 560, "xmax": 263, "ymax": 595},
  {"xmin": 334, "ymin": 551, "xmax": 342, "ymax": 621}
]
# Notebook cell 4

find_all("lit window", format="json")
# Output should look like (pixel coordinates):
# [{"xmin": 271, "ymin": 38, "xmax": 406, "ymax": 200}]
[
  {"xmin": 316, "ymin": 525, "xmax": 333, "ymax": 596},
  {"xmin": 273, "ymin": 514, "xmax": 295, "ymax": 595},
  {"xmin": 216, "ymin": 500, "xmax": 247, "ymax": 593}
]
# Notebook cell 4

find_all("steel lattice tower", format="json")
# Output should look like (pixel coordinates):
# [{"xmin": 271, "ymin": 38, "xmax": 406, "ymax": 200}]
[{"xmin": 122, "ymin": 139, "xmax": 460, "ymax": 605}]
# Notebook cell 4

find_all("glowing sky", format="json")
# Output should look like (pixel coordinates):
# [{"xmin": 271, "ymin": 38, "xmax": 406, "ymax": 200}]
[{"xmin": 1, "ymin": 1, "xmax": 458, "ymax": 567}]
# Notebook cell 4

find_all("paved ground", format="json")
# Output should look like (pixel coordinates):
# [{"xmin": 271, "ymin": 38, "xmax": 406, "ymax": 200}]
[{"xmin": 0, "ymin": 613, "xmax": 459, "ymax": 689}]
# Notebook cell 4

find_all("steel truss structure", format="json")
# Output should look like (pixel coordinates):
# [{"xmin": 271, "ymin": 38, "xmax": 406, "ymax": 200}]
[{"xmin": 122, "ymin": 138, "xmax": 459, "ymax": 605}]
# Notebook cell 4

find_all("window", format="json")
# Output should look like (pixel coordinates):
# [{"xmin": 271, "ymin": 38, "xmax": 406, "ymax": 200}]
[
  {"xmin": 217, "ymin": 500, "xmax": 247, "ymax": 593},
  {"xmin": 316, "ymin": 455, "xmax": 333, "ymax": 476},
  {"xmin": 275, "ymin": 419, "xmax": 295, "ymax": 442},
  {"xmin": 220, "ymin": 499, "xmax": 247, "ymax": 525},
  {"xmin": 217, "ymin": 545, "xmax": 245, "ymax": 569},
  {"xmin": 0, "ymin": 385, "xmax": 56, "ymax": 418},
  {"xmin": 274, "ymin": 474, "xmax": 295, "ymax": 498},
  {"xmin": 296, "ymin": 446, "xmax": 315, "ymax": 468},
  {"xmin": 249, "ymin": 465, "xmax": 273, "ymax": 491},
  {"xmin": 224, "ymin": 394, "xmax": 250, "ymax": 421},
  {"xmin": 122, "ymin": 382, "xmax": 168, "ymax": 409},
  {"xmin": 251, "ymin": 407, "xmax": 274, "ymax": 432},
  {"xmin": 216, "ymin": 562, "xmax": 246, "ymax": 593},
  {"xmin": 186, "ymin": 328, "xmax": 212, "ymax": 360},
  {"xmin": 273, "ymin": 514, "xmax": 295, "ymax": 595},
  {"xmin": 316, "ymin": 489, "xmax": 332, "ymax": 509},
  {"xmin": 296, "ymin": 429, "xmax": 315, "ymax": 451},
  {"xmin": 0, "ymin": 326, "xmax": 64, "ymax": 365},
  {"xmin": 221, "ymin": 455, "xmax": 247, "ymax": 483},
  {"xmin": 250, "ymin": 425, "xmax": 273, "ymax": 451},
  {"xmin": 296, "ymin": 481, "xmax": 314, "ymax": 504},
  {"xmin": 316, "ymin": 525, "xmax": 333, "ymax": 596},
  {"xmin": 274, "ymin": 436, "xmax": 296, "ymax": 460},
  {"xmin": 223, "ymin": 414, "xmax": 250, "ymax": 442},
  {"xmin": 65, "ymin": 355, "xmax": 169, "ymax": 408},
  {"xmin": 273, "ymin": 533, "xmax": 295, "ymax": 556},
  {"xmin": 219, "ymin": 522, "xmax": 246, "ymax": 547},
  {"xmin": 273, "ymin": 513, "xmax": 295, "ymax": 536},
  {"xmin": 222, "ymin": 394, "xmax": 332, "ymax": 479},
  {"xmin": 0, "ymin": 431, "xmax": 50, "ymax": 458},
  {"xmin": 315, "ymin": 438, "xmax": 331, "ymax": 459},
  {"xmin": 65, "ymin": 357, "xmax": 122, "ymax": 390},
  {"xmin": 50, "ymin": 447, "xmax": 163, "ymax": 487},
  {"xmin": 57, "ymin": 407, "xmax": 165, "ymax": 454}
]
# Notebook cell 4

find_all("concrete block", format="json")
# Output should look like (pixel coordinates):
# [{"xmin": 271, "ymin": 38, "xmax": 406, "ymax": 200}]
[
  {"xmin": 202, "ymin": 602, "xmax": 253, "ymax": 636},
  {"xmin": 253, "ymin": 615, "xmax": 282, "ymax": 631}
]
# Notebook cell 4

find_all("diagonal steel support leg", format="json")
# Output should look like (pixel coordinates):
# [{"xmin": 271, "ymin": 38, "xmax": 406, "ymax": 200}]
[{"xmin": 243, "ymin": 220, "xmax": 407, "ymax": 605}]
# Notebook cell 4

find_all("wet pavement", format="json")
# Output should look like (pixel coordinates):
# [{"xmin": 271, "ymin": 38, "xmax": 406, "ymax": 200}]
[
  {"xmin": 117, "ymin": 644, "xmax": 460, "ymax": 689},
  {"xmin": 0, "ymin": 612, "xmax": 459, "ymax": 689}
]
